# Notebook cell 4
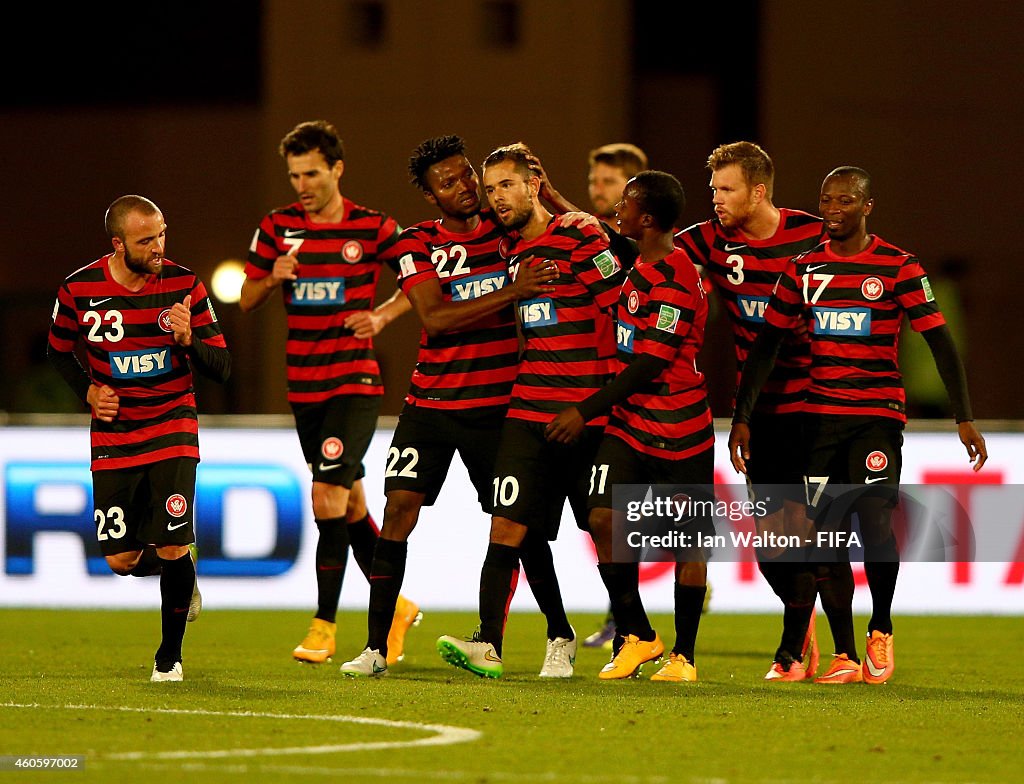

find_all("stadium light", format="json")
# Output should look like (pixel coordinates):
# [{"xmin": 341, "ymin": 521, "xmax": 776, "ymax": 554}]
[{"xmin": 211, "ymin": 259, "xmax": 246, "ymax": 304}]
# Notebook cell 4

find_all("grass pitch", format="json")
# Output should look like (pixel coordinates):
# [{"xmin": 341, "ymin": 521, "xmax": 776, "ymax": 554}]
[{"xmin": 1, "ymin": 608, "xmax": 1021, "ymax": 783}]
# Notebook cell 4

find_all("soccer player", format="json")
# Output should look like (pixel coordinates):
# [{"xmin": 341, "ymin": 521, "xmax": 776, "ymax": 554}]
[
  {"xmin": 547, "ymin": 171, "xmax": 714, "ymax": 681},
  {"xmin": 339, "ymin": 135, "xmax": 564, "ymax": 677},
  {"xmin": 436, "ymin": 143, "xmax": 625, "ymax": 678},
  {"xmin": 728, "ymin": 166, "xmax": 988, "ymax": 684},
  {"xmin": 674, "ymin": 141, "xmax": 825, "ymax": 680},
  {"xmin": 240, "ymin": 120, "xmax": 418, "ymax": 665},
  {"xmin": 586, "ymin": 143, "xmax": 649, "ymax": 224},
  {"xmin": 524, "ymin": 143, "xmax": 649, "ymax": 648},
  {"xmin": 48, "ymin": 195, "xmax": 230, "ymax": 682}
]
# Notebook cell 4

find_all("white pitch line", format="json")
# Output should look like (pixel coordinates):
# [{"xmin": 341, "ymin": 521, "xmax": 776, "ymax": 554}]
[{"xmin": 1, "ymin": 702, "xmax": 481, "ymax": 760}]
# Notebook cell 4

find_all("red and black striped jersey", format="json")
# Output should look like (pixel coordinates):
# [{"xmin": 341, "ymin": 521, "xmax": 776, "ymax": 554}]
[
  {"xmin": 606, "ymin": 249, "xmax": 714, "ymax": 460},
  {"xmin": 49, "ymin": 255, "xmax": 227, "ymax": 471},
  {"xmin": 674, "ymin": 209, "xmax": 824, "ymax": 415},
  {"xmin": 246, "ymin": 197, "xmax": 401, "ymax": 403},
  {"xmin": 764, "ymin": 235, "xmax": 945, "ymax": 422},
  {"xmin": 505, "ymin": 220, "xmax": 623, "ymax": 423},
  {"xmin": 396, "ymin": 212, "xmax": 519, "ymax": 410}
]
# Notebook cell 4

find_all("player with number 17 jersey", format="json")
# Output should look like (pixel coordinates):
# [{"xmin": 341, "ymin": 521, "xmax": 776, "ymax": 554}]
[
  {"xmin": 396, "ymin": 210, "xmax": 519, "ymax": 409},
  {"xmin": 765, "ymin": 236, "xmax": 944, "ymax": 421}
]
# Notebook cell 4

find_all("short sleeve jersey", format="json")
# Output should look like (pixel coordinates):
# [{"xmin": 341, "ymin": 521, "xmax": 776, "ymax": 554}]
[
  {"xmin": 395, "ymin": 211, "xmax": 519, "ymax": 410},
  {"xmin": 674, "ymin": 209, "xmax": 825, "ymax": 415},
  {"xmin": 48, "ymin": 255, "xmax": 227, "ymax": 471},
  {"xmin": 764, "ymin": 235, "xmax": 945, "ymax": 422},
  {"xmin": 246, "ymin": 197, "xmax": 401, "ymax": 403},
  {"xmin": 606, "ymin": 249, "xmax": 714, "ymax": 460},
  {"xmin": 505, "ymin": 220, "xmax": 624, "ymax": 423}
]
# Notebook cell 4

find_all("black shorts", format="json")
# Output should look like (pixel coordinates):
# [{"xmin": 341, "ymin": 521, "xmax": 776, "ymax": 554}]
[
  {"xmin": 803, "ymin": 414, "xmax": 903, "ymax": 521},
  {"xmin": 593, "ymin": 436, "xmax": 716, "ymax": 560},
  {"xmin": 588, "ymin": 434, "xmax": 715, "ymax": 507},
  {"xmin": 491, "ymin": 418, "xmax": 604, "ymax": 539},
  {"xmin": 291, "ymin": 395, "xmax": 381, "ymax": 487},
  {"xmin": 92, "ymin": 458, "xmax": 198, "ymax": 555},
  {"xmin": 384, "ymin": 404, "xmax": 506, "ymax": 510},
  {"xmin": 746, "ymin": 411, "xmax": 806, "ymax": 514}
]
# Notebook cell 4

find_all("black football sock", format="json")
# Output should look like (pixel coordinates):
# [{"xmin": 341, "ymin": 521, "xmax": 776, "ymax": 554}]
[
  {"xmin": 478, "ymin": 543, "xmax": 521, "ymax": 657},
  {"xmin": 672, "ymin": 583, "xmax": 706, "ymax": 663},
  {"xmin": 864, "ymin": 556, "xmax": 899, "ymax": 636},
  {"xmin": 778, "ymin": 565, "xmax": 817, "ymax": 664},
  {"xmin": 603, "ymin": 605, "xmax": 615, "ymax": 626},
  {"xmin": 757, "ymin": 556, "xmax": 789, "ymax": 603},
  {"xmin": 366, "ymin": 537, "xmax": 407, "ymax": 656},
  {"xmin": 520, "ymin": 531, "xmax": 573, "ymax": 640},
  {"xmin": 347, "ymin": 513, "xmax": 380, "ymax": 580},
  {"xmin": 314, "ymin": 516, "xmax": 350, "ymax": 624},
  {"xmin": 129, "ymin": 545, "xmax": 162, "ymax": 577},
  {"xmin": 859, "ymin": 501, "xmax": 899, "ymax": 635},
  {"xmin": 154, "ymin": 552, "xmax": 194, "ymax": 665},
  {"xmin": 597, "ymin": 563, "xmax": 655, "ymax": 641},
  {"xmin": 815, "ymin": 561, "xmax": 859, "ymax": 662}
]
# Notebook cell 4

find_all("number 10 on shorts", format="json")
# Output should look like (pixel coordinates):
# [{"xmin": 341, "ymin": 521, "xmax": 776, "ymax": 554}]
[{"xmin": 492, "ymin": 476, "xmax": 520, "ymax": 507}]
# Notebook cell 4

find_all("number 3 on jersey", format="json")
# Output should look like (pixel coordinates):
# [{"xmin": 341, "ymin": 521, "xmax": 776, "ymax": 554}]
[{"xmin": 725, "ymin": 254, "xmax": 744, "ymax": 285}]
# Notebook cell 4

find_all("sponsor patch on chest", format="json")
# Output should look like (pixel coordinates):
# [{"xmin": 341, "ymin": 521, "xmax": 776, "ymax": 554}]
[
  {"xmin": 519, "ymin": 298, "xmax": 557, "ymax": 327},
  {"xmin": 451, "ymin": 271, "xmax": 509, "ymax": 301},
  {"xmin": 812, "ymin": 307, "xmax": 871, "ymax": 336},
  {"xmin": 290, "ymin": 278, "xmax": 345, "ymax": 304},
  {"xmin": 737, "ymin": 295, "xmax": 769, "ymax": 322},
  {"xmin": 109, "ymin": 347, "xmax": 172, "ymax": 378},
  {"xmin": 617, "ymin": 321, "xmax": 635, "ymax": 353}
]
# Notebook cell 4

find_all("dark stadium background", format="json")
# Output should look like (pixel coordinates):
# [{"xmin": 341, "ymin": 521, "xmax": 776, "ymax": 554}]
[{"xmin": 2, "ymin": 1, "xmax": 1020, "ymax": 420}]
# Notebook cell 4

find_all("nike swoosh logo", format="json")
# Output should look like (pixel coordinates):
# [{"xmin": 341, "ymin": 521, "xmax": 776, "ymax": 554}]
[
  {"xmin": 484, "ymin": 650, "xmax": 502, "ymax": 663},
  {"xmin": 283, "ymin": 228, "xmax": 305, "ymax": 237},
  {"xmin": 89, "ymin": 298, "xmax": 112, "ymax": 306},
  {"xmin": 821, "ymin": 667, "xmax": 858, "ymax": 679},
  {"xmin": 167, "ymin": 520, "xmax": 190, "ymax": 531},
  {"xmin": 865, "ymin": 658, "xmax": 887, "ymax": 677},
  {"xmin": 865, "ymin": 477, "xmax": 888, "ymax": 484},
  {"xmin": 318, "ymin": 463, "xmax": 341, "ymax": 472},
  {"xmin": 806, "ymin": 264, "xmax": 828, "ymax": 272},
  {"xmin": 723, "ymin": 243, "xmax": 746, "ymax": 252},
  {"xmin": 372, "ymin": 663, "xmax": 386, "ymax": 673}
]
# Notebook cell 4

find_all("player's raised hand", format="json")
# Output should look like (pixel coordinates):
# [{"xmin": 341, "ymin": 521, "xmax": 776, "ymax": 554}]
[
  {"xmin": 87, "ymin": 383, "xmax": 120, "ymax": 422},
  {"xmin": 558, "ymin": 210, "xmax": 609, "ymax": 241},
  {"xmin": 958, "ymin": 421, "xmax": 988, "ymax": 472},
  {"xmin": 271, "ymin": 244, "xmax": 301, "ymax": 283},
  {"xmin": 727, "ymin": 422, "xmax": 751, "ymax": 474},
  {"xmin": 526, "ymin": 153, "xmax": 558, "ymax": 203},
  {"xmin": 169, "ymin": 295, "xmax": 193, "ymax": 346}
]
